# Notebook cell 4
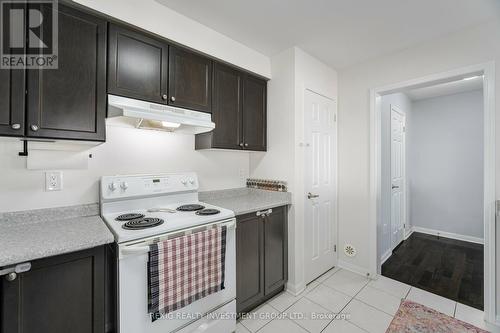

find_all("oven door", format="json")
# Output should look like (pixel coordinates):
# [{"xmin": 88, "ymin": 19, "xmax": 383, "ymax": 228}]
[{"xmin": 117, "ymin": 218, "xmax": 236, "ymax": 333}]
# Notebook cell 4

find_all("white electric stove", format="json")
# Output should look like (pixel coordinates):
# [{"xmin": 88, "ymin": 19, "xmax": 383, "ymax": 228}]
[{"xmin": 100, "ymin": 173, "xmax": 236, "ymax": 333}]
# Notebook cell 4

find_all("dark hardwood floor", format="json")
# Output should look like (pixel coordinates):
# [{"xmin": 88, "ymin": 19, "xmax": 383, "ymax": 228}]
[{"xmin": 382, "ymin": 232, "xmax": 484, "ymax": 310}]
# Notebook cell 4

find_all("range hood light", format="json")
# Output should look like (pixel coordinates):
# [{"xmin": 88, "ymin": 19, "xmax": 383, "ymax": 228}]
[{"xmin": 161, "ymin": 121, "xmax": 181, "ymax": 129}]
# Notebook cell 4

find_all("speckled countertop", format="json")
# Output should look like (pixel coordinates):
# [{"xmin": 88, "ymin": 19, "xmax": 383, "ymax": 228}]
[
  {"xmin": 200, "ymin": 188, "xmax": 291, "ymax": 216},
  {"xmin": 0, "ymin": 204, "xmax": 114, "ymax": 267}
]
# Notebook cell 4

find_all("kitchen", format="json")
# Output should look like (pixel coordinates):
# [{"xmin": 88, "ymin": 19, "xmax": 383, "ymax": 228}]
[
  {"xmin": 1, "ymin": 0, "xmax": 499, "ymax": 333},
  {"xmin": 0, "ymin": 1, "xmax": 291, "ymax": 332}
]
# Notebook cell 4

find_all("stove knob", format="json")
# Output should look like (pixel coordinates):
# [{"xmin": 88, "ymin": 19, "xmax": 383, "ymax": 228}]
[
  {"xmin": 181, "ymin": 179, "xmax": 188, "ymax": 185},
  {"xmin": 109, "ymin": 182, "xmax": 117, "ymax": 191},
  {"xmin": 120, "ymin": 182, "xmax": 129, "ymax": 190},
  {"xmin": 189, "ymin": 178, "xmax": 195, "ymax": 185}
]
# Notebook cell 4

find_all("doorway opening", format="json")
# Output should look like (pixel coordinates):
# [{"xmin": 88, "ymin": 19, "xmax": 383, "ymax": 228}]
[{"xmin": 369, "ymin": 63, "xmax": 496, "ymax": 323}]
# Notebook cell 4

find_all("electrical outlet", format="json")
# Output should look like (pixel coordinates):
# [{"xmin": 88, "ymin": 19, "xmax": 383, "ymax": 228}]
[{"xmin": 45, "ymin": 171, "xmax": 63, "ymax": 191}]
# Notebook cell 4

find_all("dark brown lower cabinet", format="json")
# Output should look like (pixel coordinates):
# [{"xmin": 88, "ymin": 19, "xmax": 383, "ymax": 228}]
[
  {"xmin": 236, "ymin": 206, "xmax": 287, "ymax": 314},
  {"xmin": 0, "ymin": 245, "xmax": 114, "ymax": 333}
]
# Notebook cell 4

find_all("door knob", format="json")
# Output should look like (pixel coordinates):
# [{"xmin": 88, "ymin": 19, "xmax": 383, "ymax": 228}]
[
  {"xmin": 170, "ymin": 96, "xmax": 176, "ymax": 102},
  {"xmin": 244, "ymin": 143, "xmax": 249, "ymax": 147},
  {"xmin": 239, "ymin": 143, "xmax": 244, "ymax": 147},
  {"xmin": 30, "ymin": 124, "xmax": 39, "ymax": 132},
  {"xmin": 308, "ymin": 192, "xmax": 319, "ymax": 199},
  {"xmin": 162, "ymin": 94, "xmax": 168, "ymax": 101},
  {"xmin": 11, "ymin": 123, "xmax": 20, "ymax": 130},
  {"xmin": 392, "ymin": 185, "xmax": 399, "ymax": 189}
]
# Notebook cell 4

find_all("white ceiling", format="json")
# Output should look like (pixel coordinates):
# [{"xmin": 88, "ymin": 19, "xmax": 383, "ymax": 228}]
[
  {"xmin": 405, "ymin": 76, "xmax": 483, "ymax": 101},
  {"xmin": 155, "ymin": 0, "xmax": 500, "ymax": 69}
]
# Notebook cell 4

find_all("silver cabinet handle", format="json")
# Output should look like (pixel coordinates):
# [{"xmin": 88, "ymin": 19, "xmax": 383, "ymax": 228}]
[
  {"xmin": 239, "ymin": 143, "xmax": 244, "ymax": 147},
  {"xmin": 244, "ymin": 143, "xmax": 249, "ymax": 147},
  {"xmin": 170, "ymin": 96, "xmax": 176, "ymax": 102},
  {"xmin": 162, "ymin": 94, "xmax": 168, "ymax": 101},
  {"xmin": 256, "ymin": 209, "xmax": 272, "ymax": 217},
  {"xmin": 307, "ymin": 192, "xmax": 319, "ymax": 199},
  {"xmin": 11, "ymin": 123, "xmax": 21, "ymax": 130},
  {"xmin": 0, "ymin": 262, "xmax": 31, "ymax": 279},
  {"xmin": 30, "ymin": 124, "xmax": 39, "ymax": 132},
  {"xmin": 392, "ymin": 185, "xmax": 399, "ymax": 189}
]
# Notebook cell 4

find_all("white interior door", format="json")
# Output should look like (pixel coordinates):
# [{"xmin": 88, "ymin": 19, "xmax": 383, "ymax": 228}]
[
  {"xmin": 390, "ymin": 106, "xmax": 406, "ymax": 250},
  {"xmin": 304, "ymin": 90, "xmax": 337, "ymax": 284}
]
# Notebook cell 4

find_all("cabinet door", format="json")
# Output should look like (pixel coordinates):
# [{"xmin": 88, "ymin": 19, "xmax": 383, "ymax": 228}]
[
  {"xmin": 236, "ymin": 213, "xmax": 264, "ymax": 313},
  {"xmin": 26, "ymin": 4, "xmax": 106, "ymax": 141},
  {"xmin": 211, "ymin": 62, "xmax": 242, "ymax": 149},
  {"xmin": 0, "ymin": 3, "xmax": 25, "ymax": 137},
  {"xmin": 1, "ymin": 246, "xmax": 105, "ymax": 333},
  {"xmin": 108, "ymin": 24, "xmax": 168, "ymax": 104},
  {"xmin": 242, "ymin": 75, "xmax": 267, "ymax": 151},
  {"xmin": 0, "ymin": 67, "xmax": 25, "ymax": 138},
  {"xmin": 264, "ymin": 206, "xmax": 288, "ymax": 294},
  {"xmin": 168, "ymin": 47, "xmax": 212, "ymax": 112}
]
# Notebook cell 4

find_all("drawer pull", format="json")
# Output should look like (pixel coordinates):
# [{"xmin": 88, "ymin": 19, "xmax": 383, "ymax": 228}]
[{"xmin": 256, "ymin": 208, "xmax": 272, "ymax": 217}]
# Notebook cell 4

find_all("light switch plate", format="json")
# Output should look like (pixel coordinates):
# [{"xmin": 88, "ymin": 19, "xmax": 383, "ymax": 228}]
[{"xmin": 45, "ymin": 171, "xmax": 63, "ymax": 191}]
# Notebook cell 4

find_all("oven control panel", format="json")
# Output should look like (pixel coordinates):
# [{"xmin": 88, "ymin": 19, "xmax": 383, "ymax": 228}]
[{"xmin": 101, "ymin": 173, "xmax": 198, "ymax": 200}]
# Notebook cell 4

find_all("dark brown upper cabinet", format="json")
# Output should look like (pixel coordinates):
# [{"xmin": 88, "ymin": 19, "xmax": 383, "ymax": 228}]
[
  {"xmin": 196, "ymin": 63, "xmax": 242, "ymax": 150},
  {"xmin": 168, "ymin": 46, "xmax": 212, "ymax": 113},
  {"xmin": 242, "ymin": 75, "xmax": 267, "ymax": 151},
  {"xmin": 108, "ymin": 24, "xmax": 168, "ymax": 104},
  {"xmin": 0, "ymin": 65, "xmax": 25, "ymax": 138},
  {"xmin": 196, "ymin": 65, "xmax": 267, "ymax": 151},
  {"xmin": 26, "ymin": 4, "xmax": 106, "ymax": 141},
  {"xmin": 0, "ymin": 1, "xmax": 25, "ymax": 138}
]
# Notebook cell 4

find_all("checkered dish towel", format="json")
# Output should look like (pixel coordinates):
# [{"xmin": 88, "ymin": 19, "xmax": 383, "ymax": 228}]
[{"xmin": 148, "ymin": 226, "xmax": 227, "ymax": 320}]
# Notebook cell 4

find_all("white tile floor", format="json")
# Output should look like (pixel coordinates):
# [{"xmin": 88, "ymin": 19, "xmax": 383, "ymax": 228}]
[{"xmin": 237, "ymin": 268, "xmax": 490, "ymax": 333}]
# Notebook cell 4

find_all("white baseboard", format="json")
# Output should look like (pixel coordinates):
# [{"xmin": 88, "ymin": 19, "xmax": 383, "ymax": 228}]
[
  {"xmin": 404, "ymin": 227, "xmax": 414, "ymax": 240},
  {"xmin": 338, "ymin": 260, "xmax": 373, "ymax": 279},
  {"xmin": 285, "ymin": 281, "xmax": 306, "ymax": 296},
  {"xmin": 380, "ymin": 250, "xmax": 392, "ymax": 265},
  {"xmin": 412, "ymin": 226, "xmax": 484, "ymax": 244}
]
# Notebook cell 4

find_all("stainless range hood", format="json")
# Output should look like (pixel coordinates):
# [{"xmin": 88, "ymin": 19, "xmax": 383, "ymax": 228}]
[{"xmin": 106, "ymin": 94, "xmax": 215, "ymax": 134}]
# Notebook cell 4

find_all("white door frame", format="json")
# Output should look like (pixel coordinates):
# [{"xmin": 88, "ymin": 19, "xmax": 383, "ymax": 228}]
[
  {"xmin": 369, "ymin": 62, "xmax": 496, "ymax": 323},
  {"xmin": 303, "ymin": 88, "xmax": 339, "ymax": 283}
]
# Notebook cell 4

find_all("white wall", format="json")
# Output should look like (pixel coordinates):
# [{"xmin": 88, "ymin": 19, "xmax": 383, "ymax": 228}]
[
  {"xmin": 337, "ymin": 18, "xmax": 500, "ymax": 320},
  {"xmin": 0, "ymin": 126, "xmax": 249, "ymax": 212},
  {"xmin": 250, "ymin": 47, "xmax": 338, "ymax": 295},
  {"xmin": 409, "ymin": 90, "xmax": 484, "ymax": 240},
  {"xmin": 379, "ymin": 93, "xmax": 412, "ymax": 262},
  {"xmin": 74, "ymin": 0, "xmax": 271, "ymax": 78}
]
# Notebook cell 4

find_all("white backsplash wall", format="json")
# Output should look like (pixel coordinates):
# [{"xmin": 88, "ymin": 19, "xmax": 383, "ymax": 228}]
[{"xmin": 0, "ymin": 125, "xmax": 250, "ymax": 213}]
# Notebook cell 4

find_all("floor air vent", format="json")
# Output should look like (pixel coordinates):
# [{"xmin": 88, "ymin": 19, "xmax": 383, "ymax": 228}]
[{"xmin": 344, "ymin": 244, "xmax": 357, "ymax": 257}]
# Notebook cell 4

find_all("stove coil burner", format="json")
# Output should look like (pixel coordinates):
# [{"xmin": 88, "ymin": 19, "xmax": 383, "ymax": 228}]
[
  {"xmin": 122, "ymin": 218, "xmax": 164, "ymax": 230},
  {"xmin": 176, "ymin": 204, "xmax": 205, "ymax": 212},
  {"xmin": 115, "ymin": 213, "xmax": 145, "ymax": 221},
  {"xmin": 195, "ymin": 209, "xmax": 220, "ymax": 216}
]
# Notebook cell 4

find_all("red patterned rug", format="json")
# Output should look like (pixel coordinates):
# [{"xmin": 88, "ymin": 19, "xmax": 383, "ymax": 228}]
[{"xmin": 386, "ymin": 300, "xmax": 489, "ymax": 333}]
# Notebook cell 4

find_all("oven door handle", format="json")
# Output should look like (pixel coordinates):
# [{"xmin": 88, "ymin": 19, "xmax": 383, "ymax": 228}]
[{"xmin": 119, "ymin": 219, "xmax": 236, "ymax": 259}]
